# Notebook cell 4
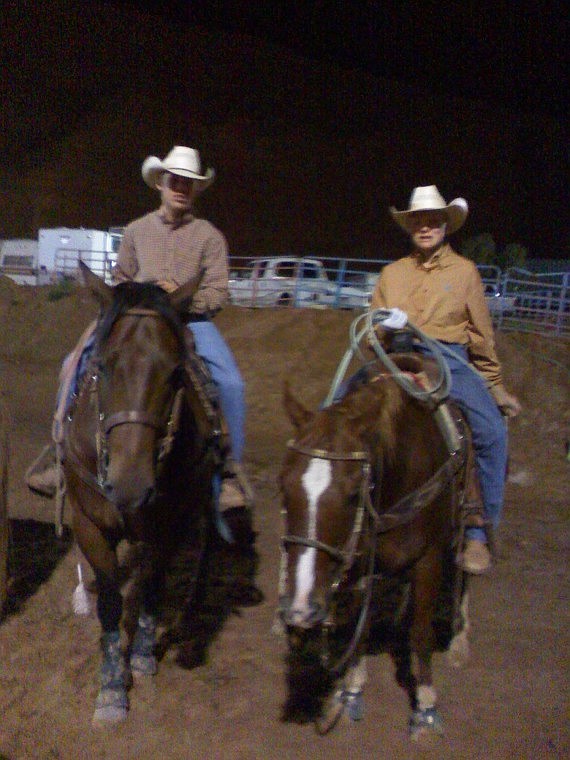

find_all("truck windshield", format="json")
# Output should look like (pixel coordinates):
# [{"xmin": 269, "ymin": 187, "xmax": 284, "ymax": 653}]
[{"xmin": 275, "ymin": 263, "xmax": 295, "ymax": 278}]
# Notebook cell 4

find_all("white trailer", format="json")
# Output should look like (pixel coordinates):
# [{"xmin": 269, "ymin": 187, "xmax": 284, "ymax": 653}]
[
  {"xmin": 0, "ymin": 239, "xmax": 41, "ymax": 285},
  {"xmin": 38, "ymin": 227, "xmax": 122, "ymax": 284}
]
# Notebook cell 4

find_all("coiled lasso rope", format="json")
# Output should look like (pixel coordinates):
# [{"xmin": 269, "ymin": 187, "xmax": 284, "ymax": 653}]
[{"xmin": 323, "ymin": 308, "xmax": 453, "ymax": 408}]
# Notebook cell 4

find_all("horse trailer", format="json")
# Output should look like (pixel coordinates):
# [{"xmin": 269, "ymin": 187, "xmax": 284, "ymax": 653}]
[
  {"xmin": 38, "ymin": 227, "xmax": 123, "ymax": 284},
  {"xmin": 0, "ymin": 239, "xmax": 41, "ymax": 285}
]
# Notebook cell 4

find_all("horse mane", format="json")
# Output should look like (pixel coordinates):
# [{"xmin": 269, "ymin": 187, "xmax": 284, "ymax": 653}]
[
  {"xmin": 301, "ymin": 377, "xmax": 403, "ymax": 463},
  {"xmin": 341, "ymin": 378, "xmax": 403, "ymax": 457},
  {"xmin": 94, "ymin": 281, "xmax": 187, "ymax": 354}
]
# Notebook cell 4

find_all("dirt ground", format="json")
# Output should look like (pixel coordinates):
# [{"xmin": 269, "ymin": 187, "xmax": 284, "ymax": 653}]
[{"xmin": 0, "ymin": 277, "xmax": 568, "ymax": 760}]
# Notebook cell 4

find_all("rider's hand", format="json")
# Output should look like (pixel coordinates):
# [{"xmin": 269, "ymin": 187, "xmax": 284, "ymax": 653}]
[
  {"xmin": 371, "ymin": 308, "xmax": 408, "ymax": 330},
  {"xmin": 490, "ymin": 385, "xmax": 522, "ymax": 418}
]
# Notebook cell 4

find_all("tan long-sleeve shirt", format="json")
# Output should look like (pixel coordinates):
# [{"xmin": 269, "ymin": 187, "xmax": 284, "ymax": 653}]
[
  {"xmin": 113, "ymin": 209, "xmax": 229, "ymax": 316},
  {"xmin": 370, "ymin": 244, "xmax": 504, "ymax": 388}
]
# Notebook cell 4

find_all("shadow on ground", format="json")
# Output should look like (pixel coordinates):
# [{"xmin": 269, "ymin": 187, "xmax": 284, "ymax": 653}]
[{"xmin": 4, "ymin": 519, "xmax": 73, "ymax": 617}]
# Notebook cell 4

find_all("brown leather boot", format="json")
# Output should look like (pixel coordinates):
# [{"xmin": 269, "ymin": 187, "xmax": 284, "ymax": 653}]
[
  {"xmin": 220, "ymin": 476, "xmax": 248, "ymax": 509},
  {"xmin": 461, "ymin": 539, "xmax": 492, "ymax": 574}
]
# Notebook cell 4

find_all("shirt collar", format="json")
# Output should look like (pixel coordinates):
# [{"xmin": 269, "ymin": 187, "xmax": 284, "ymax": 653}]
[
  {"xmin": 413, "ymin": 243, "xmax": 451, "ymax": 271},
  {"xmin": 157, "ymin": 206, "xmax": 194, "ymax": 227}
]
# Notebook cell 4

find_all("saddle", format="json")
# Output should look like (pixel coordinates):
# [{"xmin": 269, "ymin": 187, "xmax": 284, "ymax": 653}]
[{"xmin": 351, "ymin": 354, "xmax": 486, "ymax": 542}]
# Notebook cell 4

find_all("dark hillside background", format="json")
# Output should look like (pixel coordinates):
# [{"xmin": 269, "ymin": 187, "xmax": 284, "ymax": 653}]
[{"xmin": 0, "ymin": 1, "xmax": 567, "ymax": 261}]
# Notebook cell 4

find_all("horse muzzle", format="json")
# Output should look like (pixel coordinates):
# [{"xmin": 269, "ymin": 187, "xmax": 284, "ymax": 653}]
[
  {"xmin": 280, "ymin": 593, "xmax": 328, "ymax": 629},
  {"xmin": 103, "ymin": 480, "xmax": 157, "ymax": 517}
]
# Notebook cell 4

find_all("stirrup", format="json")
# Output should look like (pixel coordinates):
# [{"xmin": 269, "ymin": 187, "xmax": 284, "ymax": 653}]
[{"xmin": 24, "ymin": 444, "xmax": 56, "ymax": 483}]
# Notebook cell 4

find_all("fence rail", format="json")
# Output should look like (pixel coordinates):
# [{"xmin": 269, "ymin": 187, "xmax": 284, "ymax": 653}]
[{"xmin": 228, "ymin": 256, "xmax": 570, "ymax": 337}]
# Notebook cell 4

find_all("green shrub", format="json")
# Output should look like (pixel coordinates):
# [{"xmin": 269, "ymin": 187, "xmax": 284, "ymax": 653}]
[{"xmin": 47, "ymin": 278, "xmax": 75, "ymax": 302}]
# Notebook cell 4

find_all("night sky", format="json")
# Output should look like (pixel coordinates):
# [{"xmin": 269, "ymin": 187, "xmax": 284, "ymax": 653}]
[
  {"xmin": 1, "ymin": 0, "xmax": 568, "ymax": 261},
  {"xmin": 131, "ymin": 0, "xmax": 567, "ymax": 120}
]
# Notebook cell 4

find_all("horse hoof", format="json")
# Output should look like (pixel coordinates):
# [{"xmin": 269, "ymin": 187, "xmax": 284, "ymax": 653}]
[
  {"xmin": 93, "ymin": 687, "xmax": 128, "ymax": 725},
  {"xmin": 92, "ymin": 704, "xmax": 128, "ymax": 726},
  {"xmin": 409, "ymin": 706, "xmax": 444, "ymax": 741},
  {"xmin": 130, "ymin": 653, "xmax": 158, "ymax": 677}
]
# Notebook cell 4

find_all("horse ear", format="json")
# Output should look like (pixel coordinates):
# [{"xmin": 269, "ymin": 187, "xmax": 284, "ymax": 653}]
[
  {"xmin": 168, "ymin": 273, "xmax": 203, "ymax": 318},
  {"xmin": 78, "ymin": 260, "xmax": 114, "ymax": 309},
  {"xmin": 283, "ymin": 380, "xmax": 314, "ymax": 430}
]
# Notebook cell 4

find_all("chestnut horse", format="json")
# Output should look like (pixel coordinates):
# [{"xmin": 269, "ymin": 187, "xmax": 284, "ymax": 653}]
[
  {"xmin": 64, "ymin": 263, "xmax": 218, "ymax": 724},
  {"xmin": 279, "ymin": 356, "xmax": 475, "ymax": 738}
]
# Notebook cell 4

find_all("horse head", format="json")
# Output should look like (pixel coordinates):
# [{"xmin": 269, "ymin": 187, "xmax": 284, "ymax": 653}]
[
  {"xmin": 78, "ymin": 262, "xmax": 201, "ymax": 522},
  {"xmin": 279, "ymin": 382, "xmax": 374, "ymax": 633}
]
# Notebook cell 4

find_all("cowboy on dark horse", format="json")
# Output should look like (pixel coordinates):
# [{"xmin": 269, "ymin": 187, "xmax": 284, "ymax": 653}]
[{"xmin": 27, "ymin": 145, "xmax": 252, "ymax": 530}]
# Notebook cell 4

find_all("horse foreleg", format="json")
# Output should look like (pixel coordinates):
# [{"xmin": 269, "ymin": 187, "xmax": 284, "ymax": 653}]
[
  {"xmin": 316, "ymin": 654, "xmax": 368, "ymax": 733},
  {"xmin": 408, "ymin": 547, "xmax": 444, "ymax": 740},
  {"xmin": 72, "ymin": 508, "xmax": 129, "ymax": 725},
  {"xmin": 94, "ymin": 626, "xmax": 129, "ymax": 725},
  {"xmin": 130, "ymin": 565, "xmax": 160, "ymax": 677},
  {"xmin": 342, "ymin": 655, "xmax": 368, "ymax": 721},
  {"xmin": 90, "ymin": 569, "xmax": 129, "ymax": 725},
  {"xmin": 447, "ymin": 585, "xmax": 470, "ymax": 669}
]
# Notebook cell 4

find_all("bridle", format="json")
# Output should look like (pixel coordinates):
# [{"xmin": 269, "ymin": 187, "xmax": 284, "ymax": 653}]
[
  {"xmin": 282, "ymin": 439, "xmax": 375, "ymax": 568},
  {"xmin": 66, "ymin": 308, "xmax": 186, "ymax": 494},
  {"xmin": 280, "ymin": 438, "xmax": 379, "ymax": 676}
]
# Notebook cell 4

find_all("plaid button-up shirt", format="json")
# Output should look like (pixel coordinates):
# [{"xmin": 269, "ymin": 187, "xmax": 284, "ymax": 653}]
[
  {"xmin": 371, "ymin": 244, "xmax": 503, "ymax": 388},
  {"xmin": 114, "ymin": 209, "xmax": 229, "ymax": 315}
]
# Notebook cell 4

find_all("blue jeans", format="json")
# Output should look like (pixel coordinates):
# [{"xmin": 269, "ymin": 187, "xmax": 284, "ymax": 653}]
[
  {"xmin": 416, "ymin": 343, "xmax": 508, "ymax": 542},
  {"xmin": 188, "ymin": 320, "xmax": 246, "ymax": 464}
]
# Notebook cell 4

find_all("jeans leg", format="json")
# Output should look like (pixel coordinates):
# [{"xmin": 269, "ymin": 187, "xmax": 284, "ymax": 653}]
[
  {"xmin": 187, "ymin": 321, "xmax": 246, "ymax": 463},
  {"xmin": 416, "ymin": 343, "xmax": 508, "ymax": 542},
  {"xmin": 442, "ymin": 349, "xmax": 508, "ymax": 542}
]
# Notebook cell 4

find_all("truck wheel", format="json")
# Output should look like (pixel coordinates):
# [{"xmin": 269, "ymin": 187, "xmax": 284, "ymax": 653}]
[{"xmin": 277, "ymin": 293, "xmax": 292, "ymax": 307}]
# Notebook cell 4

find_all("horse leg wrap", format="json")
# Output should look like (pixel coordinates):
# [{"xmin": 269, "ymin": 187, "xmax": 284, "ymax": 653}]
[
  {"xmin": 409, "ymin": 703, "xmax": 444, "ymax": 740},
  {"xmin": 130, "ymin": 612, "xmax": 158, "ymax": 676},
  {"xmin": 93, "ymin": 631, "xmax": 129, "ymax": 724},
  {"xmin": 343, "ymin": 689, "xmax": 364, "ymax": 721}
]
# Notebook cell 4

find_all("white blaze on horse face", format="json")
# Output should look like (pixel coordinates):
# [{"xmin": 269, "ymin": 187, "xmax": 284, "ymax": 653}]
[{"xmin": 291, "ymin": 458, "xmax": 332, "ymax": 615}]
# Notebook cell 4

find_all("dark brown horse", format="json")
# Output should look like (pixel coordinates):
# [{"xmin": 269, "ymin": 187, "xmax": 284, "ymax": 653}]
[
  {"xmin": 279, "ymin": 356, "xmax": 475, "ymax": 737},
  {"xmin": 64, "ymin": 263, "xmax": 217, "ymax": 724}
]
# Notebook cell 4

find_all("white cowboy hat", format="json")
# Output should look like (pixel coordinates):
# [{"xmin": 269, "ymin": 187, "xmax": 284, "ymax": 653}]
[
  {"xmin": 390, "ymin": 185, "xmax": 468, "ymax": 234},
  {"xmin": 141, "ymin": 146, "xmax": 215, "ymax": 191}
]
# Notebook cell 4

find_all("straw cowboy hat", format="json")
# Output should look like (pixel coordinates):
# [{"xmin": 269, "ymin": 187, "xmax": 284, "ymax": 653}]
[
  {"xmin": 390, "ymin": 185, "xmax": 468, "ymax": 234},
  {"xmin": 141, "ymin": 146, "xmax": 215, "ymax": 191}
]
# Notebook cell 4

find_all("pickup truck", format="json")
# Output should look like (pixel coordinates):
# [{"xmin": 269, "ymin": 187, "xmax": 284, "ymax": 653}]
[{"xmin": 228, "ymin": 256, "xmax": 369, "ymax": 308}]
